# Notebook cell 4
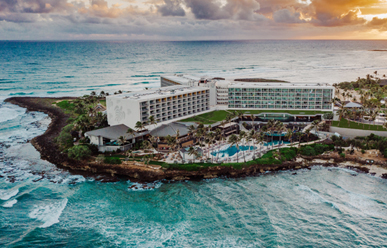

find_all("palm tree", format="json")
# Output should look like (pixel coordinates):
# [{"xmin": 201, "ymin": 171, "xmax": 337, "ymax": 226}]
[
  {"xmin": 148, "ymin": 135, "xmax": 159, "ymax": 157},
  {"xmin": 311, "ymin": 120, "xmax": 320, "ymax": 137},
  {"xmin": 239, "ymin": 131, "xmax": 247, "ymax": 163},
  {"xmin": 148, "ymin": 115, "xmax": 157, "ymax": 128},
  {"xmin": 118, "ymin": 135, "xmax": 126, "ymax": 146},
  {"xmin": 276, "ymin": 122, "xmax": 286, "ymax": 147},
  {"xmin": 228, "ymin": 134, "xmax": 239, "ymax": 163},
  {"xmin": 187, "ymin": 146, "xmax": 199, "ymax": 162},
  {"xmin": 295, "ymin": 131, "xmax": 303, "ymax": 148},
  {"xmin": 126, "ymin": 127, "xmax": 136, "ymax": 146},
  {"xmin": 285, "ymin": 128, "xmax": 293, "ymax": 147},
  {"xmin": 305, "ymin": 128, "xmax": 312, "ymax": 142},
  {"xmin": 135, "ymin": 121, "xmax": 145, "ymax": 140},
  {"xmin": 266, "ymin": 119, "xmax": 279, "ymax": 149}
]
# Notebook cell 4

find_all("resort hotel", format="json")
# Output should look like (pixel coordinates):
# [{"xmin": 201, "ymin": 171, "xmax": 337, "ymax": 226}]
[{"xmin": 86, "ymin": 74, "xmax": 334, "ymax": 152}]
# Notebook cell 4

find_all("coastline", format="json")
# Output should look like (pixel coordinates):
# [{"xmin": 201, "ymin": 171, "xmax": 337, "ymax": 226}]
[{"xmin": 4, "ymin": 96, "xmax": 387, "ymax": 182}]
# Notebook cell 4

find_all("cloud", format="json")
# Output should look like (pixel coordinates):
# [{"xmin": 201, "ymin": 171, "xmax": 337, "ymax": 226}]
[
  {"xmin": 157, "ymin": 0, "xmax": 185, "ymax": 16},
  {"xmin": 0, "ymin": 0, "xmax": 73, "ymax": 14},
  {"xmin": 367, "ymin": 17, "xmax": 387, "ymax": 31},
  {"xmin": 0, "ymin": 0, "xmax": 386, "ymax": 40},
  {"xmin": 308, "ymin": 0, "xmax": 377, "ymax": 26},
  {"xmin": 78, "ymin": 0, "xmax": 124, "ymax": 18},
  {"xmin": 272, "ymin": 8, "xmax": 304, "ymax": 23},
  {"xmin": 184, "ymin": 0, "xmax": 262, "ymax": 21}
]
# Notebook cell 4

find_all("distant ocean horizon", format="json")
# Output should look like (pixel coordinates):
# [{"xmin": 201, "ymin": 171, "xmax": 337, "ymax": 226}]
[{"xmin": 1, "ymin": 40, "xmax": 387, "ymax": 247}]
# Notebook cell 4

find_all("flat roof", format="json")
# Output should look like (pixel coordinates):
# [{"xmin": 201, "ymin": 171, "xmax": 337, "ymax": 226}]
[
  {"xmin": 108, "ymin": 85, "xmax": 208, "ymax": 101},
  {"xmin": 161, "ymin": 75, "xmax": 201, "ymax": 85},
  {"xmin": 228, "ymin": 82, "xmax": 333, "ymax": 88}
]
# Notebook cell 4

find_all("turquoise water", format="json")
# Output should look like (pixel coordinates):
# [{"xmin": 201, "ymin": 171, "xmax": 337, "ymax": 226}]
[
  {"xmin": 211, "ymin": 145, "xmax": 256, "ymax": 157},
  {"xmin": 1, "ymin": 41, "xmax": 387, "ymax": 246},
  {"xmin": 264, "ymin": 141, "xmax": 291, "ymax": 146}
]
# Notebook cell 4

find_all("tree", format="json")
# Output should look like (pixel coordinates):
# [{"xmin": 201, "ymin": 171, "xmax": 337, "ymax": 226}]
[
  {"xmin": 68, "ymin": 145, "xmax": 91, "ymax": 160},
  {"xmin": 118, "ymin": 135, "xmax": 126, "ymax": 146},
  {"xmin": 57, "ymin": 131, "xmax": 74, "ymax": 150},
  {"xmin": 311, "ymin": 120, "xmax": 321, "ymax": 137},
  {"xmin": 239, "ymin": 131, "xmax": 247, "ymax": 163},
  {"xmin": 228, "ymin": 134, "xmax": 239, "ymax": 163},
  {"xmin": 323, "ymin": 112, "xmax": 334, "ymax": 123},
  {"xmin": 148, "ymin": 115, "xmax": 157, "ymax": 128},
  {"xmin": 188, "ymin": 146, "xmax": 199, "ymax": 161},
  {"xmin": 135, "ymin": 121, "xmax": 145, "ymax": 140},
  {"xmin": 285, "ymin": 128, "xmax": 293, "ymax": 147}
]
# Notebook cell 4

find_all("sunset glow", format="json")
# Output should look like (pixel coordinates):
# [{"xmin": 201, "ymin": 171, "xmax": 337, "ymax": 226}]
[{"xmin": 2, "ymin": 0, "xmax": 387, "ymax": 40}]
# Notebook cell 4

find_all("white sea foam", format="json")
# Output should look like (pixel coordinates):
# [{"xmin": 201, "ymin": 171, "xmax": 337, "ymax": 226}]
[
  {"xmin": 127, "ymin": 181, "xmax": 162, "ymax": 191},
  {"xmin": 3, "ymin": 199, "xmax": 17, "ymax": 208},
  {"xmin": 61, "ymin": 175, "xmax": 86, "ymax": 185},
  {"xmin": 29, "ymin": 198, "xmax": 68, "ymax": 228},
  {"xmin": 0, "ymin": 188, "xmax": 19, "ymax": 200}
]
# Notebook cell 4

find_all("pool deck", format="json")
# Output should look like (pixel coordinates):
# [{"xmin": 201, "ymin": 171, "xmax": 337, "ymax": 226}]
[{"xmin": 162, "ymin": 138, "xmax": 325, "ymax": 164}]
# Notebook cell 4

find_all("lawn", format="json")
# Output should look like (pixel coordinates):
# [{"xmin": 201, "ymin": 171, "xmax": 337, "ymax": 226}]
[
  {"xmin": 180, "ymin": 110, "xmax": 331, "ymax": 125},
  {"xmin": 332, "ymin": 119, "xmax": 387, "ymax": 131},
  {"xmin": 180, "ymin": 110, "xmax": 230, "ymax": 124}
]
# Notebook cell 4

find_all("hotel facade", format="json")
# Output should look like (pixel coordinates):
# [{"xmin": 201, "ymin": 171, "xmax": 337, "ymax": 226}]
[{"xmin": 106, "ymin": 75, "xmax": 334, "ymax": 128}]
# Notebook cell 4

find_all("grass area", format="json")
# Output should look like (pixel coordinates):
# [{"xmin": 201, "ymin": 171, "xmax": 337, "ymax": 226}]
[
  {"xmin": 180, "ymin": 110, "xmax": 332, "ymax": 124},
  {"xmin": 332, "ymin": 119, "xmax": 387, "ymax": 131},
  {"xmin": 55, "ymin": 100, "xmax": 76, "ymax": 112},
  {"xmin": 180, "ymin": 110, "xmax": 229, "ymax": 124},
  {"xmin": 55, "ymin": 99, "xmax": 106, "ymax": 115}
]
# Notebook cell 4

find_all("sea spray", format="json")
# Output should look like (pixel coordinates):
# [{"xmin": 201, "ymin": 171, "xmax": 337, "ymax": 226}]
[{"xmin": 29, "ymin": 198, "xmax": 68, "ymax": 228}]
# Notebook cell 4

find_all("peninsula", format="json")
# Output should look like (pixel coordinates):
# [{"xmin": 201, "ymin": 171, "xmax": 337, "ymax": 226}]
[{"xmin": 5, "ymin": 74, "xmax": 387, "ymax": 182}]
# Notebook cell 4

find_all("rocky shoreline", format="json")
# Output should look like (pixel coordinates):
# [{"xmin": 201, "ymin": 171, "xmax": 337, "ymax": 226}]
[{"xmin": 4, "ymin": 97, "xmax": 387, "ymax": 183}]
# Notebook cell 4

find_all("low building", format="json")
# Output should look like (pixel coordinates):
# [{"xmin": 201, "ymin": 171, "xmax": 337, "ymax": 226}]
[
  {"xmin": 85, "ymin": 124, "xmax": 145, "ymax": 153},
  {"xmin": 149, "ymin": 122, "xmax": 195, "ymax": 150}
]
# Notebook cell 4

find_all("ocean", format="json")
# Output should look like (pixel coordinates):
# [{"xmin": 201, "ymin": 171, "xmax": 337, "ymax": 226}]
[{"xmin": 1, "ymin": 40, "xmax": 387, "ymax": 247}]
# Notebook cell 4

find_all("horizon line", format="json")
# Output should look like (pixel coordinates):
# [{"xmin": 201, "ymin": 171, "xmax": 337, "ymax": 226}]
[{"xmin": 1, "ymin": 38, "xmax": 387, "ymax": 42}]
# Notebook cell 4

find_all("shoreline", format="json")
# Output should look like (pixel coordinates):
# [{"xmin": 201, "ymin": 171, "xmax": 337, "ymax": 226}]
[{"xmin": 4, "ymin": 97, "xmax": 387, "ymax": 183}]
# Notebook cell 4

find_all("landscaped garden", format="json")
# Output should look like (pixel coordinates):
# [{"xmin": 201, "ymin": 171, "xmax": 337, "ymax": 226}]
[
  {"xmin": 332, "ymin": 119, "xmax": 387, "ymax": 131},
  {"xmin": 180, "ymin": 110, "xmax": 330, "ymax": 125}
]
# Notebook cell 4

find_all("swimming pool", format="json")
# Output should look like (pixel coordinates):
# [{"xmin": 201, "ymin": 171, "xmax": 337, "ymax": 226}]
[
  {"xmin": 264, "ymin": 141, "xmax": 290, "ymax": 146},
  {"xmin": 211, "ymin": 145, "xmax": 256, "ymax": 157}
]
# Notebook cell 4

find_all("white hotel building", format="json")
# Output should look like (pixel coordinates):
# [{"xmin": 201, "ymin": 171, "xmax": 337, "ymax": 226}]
[{"xmin": 106, "ymin": 75, "xmax": 334, "ymax": 128}]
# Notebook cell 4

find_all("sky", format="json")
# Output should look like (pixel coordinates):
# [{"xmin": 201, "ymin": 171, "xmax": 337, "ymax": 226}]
[{"xmin": 1, "ymin": 0, "xmax": 387, "ymax": 40}]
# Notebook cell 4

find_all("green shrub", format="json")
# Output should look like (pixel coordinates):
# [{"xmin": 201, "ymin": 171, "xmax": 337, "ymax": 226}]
[
  {"xmin": 384, "ymin": 150, "xmax": 387, "ymax": 158},
  {"xmin": 361, "ymin": 149, "xmax": 365, "ymax": 154},
  {"xmin": 104, "ymin": 157, "xmax": 122, "ymax": 164},
  {"xmin": 340, "ymin": 153, "xmax": 346, "ymax": 158},
  {"xmin": 57, "ymin": 131, "xmax": 74, "ymax": 150},
  {"xmin": 68, "ymin": 145, "xmax": 91, "ymax": 160},
  {"xmin": 300, "ymin": 146, "xmax": 316, "ymax": 156},
  {"xmin": 313, "ymin": 144, "xmax": 328, "ymax": 155},
  {"xmin": 62, "ymin": 124, "xmax": 74, "ymax": 133}
]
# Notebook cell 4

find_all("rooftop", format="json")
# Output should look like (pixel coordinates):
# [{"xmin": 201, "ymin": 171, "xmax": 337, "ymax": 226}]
[
  {"xmin": 149, "ymin": 122, "xmax": 191, "ymax": 137},
  {"xmin": 108, "ymin": 85, "xmax": 208, "ymax": 101},
  {"xmin": 85, "ymin": 124, "xmax": 143, "ymax": 140},
  {"xmin": 228, "ymin": 82, "xmax": 333, "ymax": 88},
  {"xmin": 161, "ymin": 74, "xmax": 201, "ymax": 85}
]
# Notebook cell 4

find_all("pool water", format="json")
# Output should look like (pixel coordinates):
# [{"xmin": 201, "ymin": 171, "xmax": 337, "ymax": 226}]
[
  {"xmin": 264, "ymin": 141, "xmax": 290, "ymax": 146},
  {"xmin": 211, "ymin": 145, "xmax": 256, "ymax": 157}
]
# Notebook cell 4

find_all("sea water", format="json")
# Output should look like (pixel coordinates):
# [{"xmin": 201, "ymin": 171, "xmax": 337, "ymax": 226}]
[{"xmin": 1, "ymin": 40, "xmax": 387, "ymax": 247}]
